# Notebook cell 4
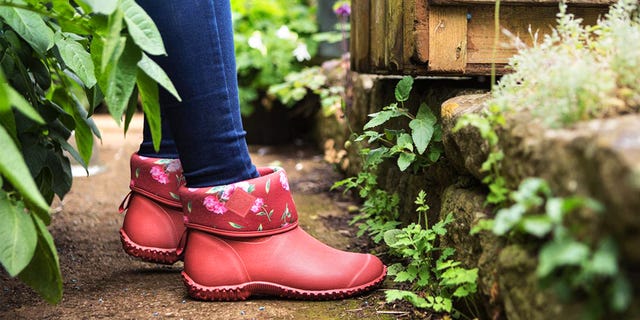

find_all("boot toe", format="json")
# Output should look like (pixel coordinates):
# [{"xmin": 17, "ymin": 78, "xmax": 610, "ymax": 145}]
[{"xmin": 348, "ymin": 254, "xmax": 387, "ymax": 289}]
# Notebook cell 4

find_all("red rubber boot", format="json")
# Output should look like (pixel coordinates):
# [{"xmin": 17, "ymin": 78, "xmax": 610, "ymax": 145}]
[
  {"xmin": 119, "ymin": 153, "xmax": 186, "ymax": 264},
  {"xmin": 179, "ymin": 167, "xmax": 386, "ymax": 301}
]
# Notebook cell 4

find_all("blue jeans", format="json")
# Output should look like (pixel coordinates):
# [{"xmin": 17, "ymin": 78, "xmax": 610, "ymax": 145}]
[{"xmin": 136, "ymin": 0, "xmax": 259, "ymax": 187}]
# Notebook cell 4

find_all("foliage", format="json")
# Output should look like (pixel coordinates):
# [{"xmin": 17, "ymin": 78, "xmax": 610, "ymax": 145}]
[
  {"xmin": 384, "ymin": 195, "xmax": 479, "ymax": 318},
  {"xmin": 357, "ymin": 76, "xmax": 443, "ymax": 173},
  {"xmin": 334, "ymin": 77, "xmax": 477, "ymax": 317},
  {"xmin": 477, "ymin": 178, "xmax": 631, "ymax": 319},
  {"xmin": 268, "ymin": 1, "xmax": 351, "ymax": 117},
  {"xmin": 231, "ymin": 0, "xmax": 318, "ymax": 115},
  {"xmin": 0, "ymin": 0, "xmax": 175, "ymax": 304},
  {"xmin": 491, "ymin": 0, "xmax": 640, "ymax": 128},
  {"xmin": 267, "ymin": 65, "xmax": 344, "ymax": 117}
]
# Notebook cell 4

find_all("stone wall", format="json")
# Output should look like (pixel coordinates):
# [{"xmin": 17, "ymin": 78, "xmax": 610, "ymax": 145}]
[{"xmin": 315, "ymin": 74, "xmax": 640, "ymax": 319}]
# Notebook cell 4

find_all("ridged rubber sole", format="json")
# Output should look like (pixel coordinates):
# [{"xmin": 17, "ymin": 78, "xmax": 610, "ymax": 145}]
[
  {"xmin": 181, "ymin": 266, "xmax": 387, "ymax": 301},
  {"xmin": 119, "ymin": 228, "xmax": 180, "ymax": 265}
]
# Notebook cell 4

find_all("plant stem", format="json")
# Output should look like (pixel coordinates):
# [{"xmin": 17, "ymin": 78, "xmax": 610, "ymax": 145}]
[{"xmin": 491, "ymin": 0, "xmax": 501, "ymax": 87}]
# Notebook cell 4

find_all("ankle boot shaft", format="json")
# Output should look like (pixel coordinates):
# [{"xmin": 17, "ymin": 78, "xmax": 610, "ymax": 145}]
[
  {"xmin": 130, "ymin": 153, "xmax": 185, "ymax": 207},
  {"xmin": 180, "ymin": 167, "xmax": 298, "ymax": 237}
]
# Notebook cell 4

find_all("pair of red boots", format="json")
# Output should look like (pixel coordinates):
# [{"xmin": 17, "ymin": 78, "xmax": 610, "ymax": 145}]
[{"xmin": 119, "ymin": 153, "xmax": 386, "ymax": 301}]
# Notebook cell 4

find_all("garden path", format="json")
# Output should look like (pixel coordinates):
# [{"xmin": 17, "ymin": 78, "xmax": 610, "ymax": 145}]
[{"xmin": 0, "ymin": 114, "xmax": 395, "ymax": 320}]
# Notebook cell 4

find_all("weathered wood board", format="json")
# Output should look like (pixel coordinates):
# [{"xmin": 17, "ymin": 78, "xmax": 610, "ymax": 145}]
[{"xmin": 350, "ymin": 0, "xmax": 614, "ymax": 76}]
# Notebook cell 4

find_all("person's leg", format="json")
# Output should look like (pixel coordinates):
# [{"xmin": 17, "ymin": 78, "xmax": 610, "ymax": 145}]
[
  {"xmin": 120, "ymin": 0, "xmax": 259, "ymax": 263},
  {"xmin": 137, "ymin": 0, "xmax": 258, "ymax": 187}
]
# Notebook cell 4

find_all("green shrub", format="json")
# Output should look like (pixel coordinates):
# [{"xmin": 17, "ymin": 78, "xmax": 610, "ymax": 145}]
[
  {"xmin": 0, "ymin": 0, "xmax": 173, "ymax": 303},
  {"xmin": 231, "ymin": 0, "xmax": 318, "ymax": 115},
  {"xmin": 491, "ymin": 0, "xmax": 640, "ymax": 127}
]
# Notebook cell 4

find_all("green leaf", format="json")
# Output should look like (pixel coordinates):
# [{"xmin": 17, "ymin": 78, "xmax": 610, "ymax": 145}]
[
  {"xmin": 56, "ymin": 36, "xmax": 97, "ymax": 88},
  {"xmin": 138, "ymin": 53, "xmax": 181, "ymax": 101},
  {"xmin": 383, "ymin": 229, "xmax": 402, "ymax": 246},
  {"xmin": 363, "ymin": 109, "xmax": 394, "ymax": 129},
  {"xmin": 265, "ymin": 179, "xmax": 271, "ymax": 194},
  {"xmin": 123, "ymin": 87, "xmax": 138, "ymax": 134},
  {"xmin": 169, "ymin": 192, "xmax": 180, "ymax": 200},
  {"xmin": 229, "ymin": 222, "xmax": 245, "ymax": 229},
  {"xmin": 73, "ymin": 114, "xmax": 94, "ymax": 167},
  {"xmin": 136, "ymin": 71, "xmax": 161, "ymax": 151},
  {"xmin": 492, "ymin": 204, "xmax": 526, "ymax": 236},
  {"xmin": 0, "ymin": 4, "xmax": 54, "ymax": 55},
  {"xmin": 0, "ymin": 126, "xmax": 49, "ymax": 216},
  {"xmin": 589, "ymin": 237, "xmax": 618, "ymax": 276},
  {"xmin": 17, "ymin": 215, "xmax": 63, "ymax": 304},
  {"xmin": 0, "ymin": 196, "xmax": 37, "ymax": 276},
  {"xmin": 396, "ymin": 133, "xmax": 414, "ymax": 151},
  {"xmin": 610, "ymin": 274, "xmax": 632, "ymax": 312},
  {"xmin": 521, "ymin": 215, "xmax": 553, "ymax": 238},
  {"xmin": 385, "ymin": 290, "xmax": 429, "ymax": 309},
  {"xmin": 397, "ymin": 152, "xmax": 415, "ymax": 171},
  {"xmin": 409, "ymin": 103, "xmax": 437, "ymax": 154},
  {"xmin": 537, "ymin": 239, "xmax": 590, "ymax": 278},
  {"xmin": 80, "ymin": 0, "xmax": 119, "ymax": 15},
  {"xmin": 395, "ymin": 76, "xmax": 414, "ymax": 102},
  {"xmin": 120, "ymin": 0, "xmax": 166, "ymax": 55},
  {"xmin": 99, "ymin": 37, "xmax": 141, "ymax": 123},
  {"xmin": 7, "ymin": 86, "xmax": 45, "ymax": 124}
]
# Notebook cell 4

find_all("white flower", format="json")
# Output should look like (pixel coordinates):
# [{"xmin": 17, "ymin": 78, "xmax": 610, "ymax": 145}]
[
  {"xmin": 276, "ymin": 25, "xmax": 297, "ymax": 40},
  {"xmin": 248, "ymin": 31, "xmax": 267, "ymax": 55},
  {"xmin": 293, "ymin": 42, "xmax": 310, "ymax": 62}
]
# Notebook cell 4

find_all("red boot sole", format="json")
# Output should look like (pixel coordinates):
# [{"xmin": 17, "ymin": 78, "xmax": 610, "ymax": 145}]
[
  {"xmin": 181, "ymin": 266, "xmax": 387, "ymax": 301},
  {"xmin": 119, "ymin": 228, "xmax": 180, "ymax": 265}
]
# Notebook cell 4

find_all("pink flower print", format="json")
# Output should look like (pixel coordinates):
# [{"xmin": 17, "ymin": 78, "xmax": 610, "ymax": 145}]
[
  {"xmin": 250, "ymin": 198, "xmax": 264, "ymax": 213},
  {"xmin": 166, "ymin": 159, "xmax": 182, "ymax": 173},
  {"xmin": 129, "ymin": 179, "xmax": 135, "ymax": 188},
  {"xmin": 150, "ymin": 166, "xmax": 169, "ymax": 184},
  {"xmin": 221, "ymin": 185, "xmax": 237, "ymax": 201},
  {"xmin": 279, "ymin": 172, "xmax": 289, "ymax": 191},
  {"xmin": 203, "ymin": 196, "xmax": 228, "ymax": 214}
]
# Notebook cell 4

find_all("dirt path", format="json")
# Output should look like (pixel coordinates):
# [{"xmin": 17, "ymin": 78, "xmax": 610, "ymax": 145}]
[{"xmin": 0, "ymin": 115, "xmax": 395, "ymax": 320}]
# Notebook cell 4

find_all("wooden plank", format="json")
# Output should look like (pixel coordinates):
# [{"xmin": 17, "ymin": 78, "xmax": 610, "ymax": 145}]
[
  {"xmin": 387, "ymin": 0, "xmax": 404, "ymax": 72},
  {"xmin": 428, "ymin": 6, "xmax": 468, "ymax": 73},
  {"xmin": 466, "ymin": 5, "xmax": 607, "ymax": 65},
  {"xmin": 350, "ymin": 0, "xmax": 370, "ymax": 72},
  {"xmin": 370, "ymin": 1, "xmax": 387, "ymax": 71},
  {"xmin": 429, "ymin": 0, "xmax": 615, "ymax": 6}
]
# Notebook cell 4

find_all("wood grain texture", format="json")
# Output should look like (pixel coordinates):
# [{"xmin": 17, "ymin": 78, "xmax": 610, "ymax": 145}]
[
  {"xmin": 370, "ymin": 1, "xmax": 386, "ymax": 70},
  {"xmin": 349, "ymin": 0, "xmax": 610, "ymax": 75},
  {"xmin": 350, "ymin": 0, "xmax": 370, "ymax": 71},
  {"xmin": 429, "ymin": 0, "xmax": 615, "ymax": 6},
  {"xmin": 428, "ymin": 6, "xmax": 468, "ymax": 72}
]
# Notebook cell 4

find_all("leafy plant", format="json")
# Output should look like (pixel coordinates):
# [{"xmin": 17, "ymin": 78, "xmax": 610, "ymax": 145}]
[
  {"xmin": 332, "ymin": 171, "xmax": 400, "ymax": 243},
  {"xmin": 358, "ymin": 76, "xmax": 443, "ymax": 173},
  {"xmin": 231, "ymin": 0, "xmax": 319, "ymax": 115},
  {"xmin": 0, "ymin": 0, "xmax": 176, "ymax": 303},
  {"xmin": 267, "ymin": 65, "xmax": 345, "ymax": 117},
  {"xmin": 384, "ymin": 192, "xmax": 479, "ymax": 318},
  {"xmin": 490, "ymin": 0, "xmax": 640, "ymax": 128},
  {"xmin": 476, "ymin": 177, "xmax": 631, "ymax": 319},
  {"xmin": 268, "ymin": 0, "xmax": 351, "ymax": 118}
]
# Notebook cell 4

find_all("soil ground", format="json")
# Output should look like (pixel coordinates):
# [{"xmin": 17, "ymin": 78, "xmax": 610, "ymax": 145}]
[{"xmin": 0, "ymin": 114, "xmax": 409, "ymax": 320}]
